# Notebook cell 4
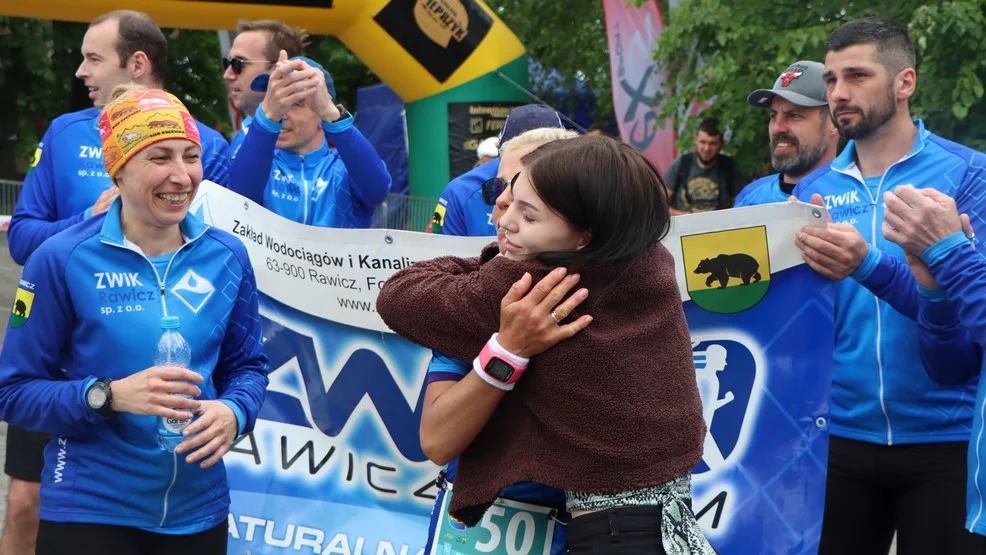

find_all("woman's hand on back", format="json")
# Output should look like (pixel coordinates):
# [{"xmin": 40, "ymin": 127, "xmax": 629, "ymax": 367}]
[
  {"xmin": 110, "ymin": 366, "xmax": 203, "ymax": 419},
  {"xmin": 497, "ymin": 268, "xmax": 592, "ymax": 358}
]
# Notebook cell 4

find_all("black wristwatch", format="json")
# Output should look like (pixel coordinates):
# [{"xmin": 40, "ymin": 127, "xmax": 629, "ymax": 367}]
[
  {"xmin": 484, "ymin": 358, "xmax": 515, "ymax": 383},
  {"xmin": 85, "ymin": 378, "xmax": 116, "ymax": 418},
  {"xmin": 326, "ymin": 103, "xmax": 352, "ymax": 124}
]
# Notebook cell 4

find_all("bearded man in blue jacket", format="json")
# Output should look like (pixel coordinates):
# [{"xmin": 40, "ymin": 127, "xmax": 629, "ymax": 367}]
[
  {"xmin": 791, "ymin": 17, "xmax": 986, "ymax": 554},
  {"xmin": 228, "ymin": 51, "xmax": 391, "ymax": 228}
]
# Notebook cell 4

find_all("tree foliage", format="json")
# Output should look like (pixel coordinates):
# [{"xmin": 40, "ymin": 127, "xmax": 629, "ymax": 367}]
[
  {"xmin": 484, "ymin": 0, "xmax": 616, "ymax": 120},
  {"xmin": 0, "ymin": 15, "xmax": 382, "ymax": 178},
  {"xmin": 309, "ymin": 36, "xmax": 379, "ymax": 112},
  {"xmin": 3, "ymin": 2, "xmax": 679, "ymax": 177},
  {"xmin": 0, "ymin": 18, "xmax": 85, "ymax": 177},
  {"xmin": 163, "ymin": 28, "xmax": 230, "ymax": 135},
  {"xmin": 0, "ymin": 18, "xmax": 239, "ymax": 178},
  {"xmin": 648, "ymin": 0, "xmax": 986, "ymax": 178}
]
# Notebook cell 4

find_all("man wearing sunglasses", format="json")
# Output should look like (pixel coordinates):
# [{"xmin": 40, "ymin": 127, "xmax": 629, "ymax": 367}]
[
  {"xmin": 2, "ymin": 10, "xmax": 230, "ymax": 555},
  {"xmin": 228, "ymin": 50, "xmax": 391, "ymax": 228},
  {"xmin": 429, "ymin": 104, "xmax": 565, "ymax": 236},
  {"xmin": 224, "ymin": 19, "xmax": 308, "ymax": 158}
]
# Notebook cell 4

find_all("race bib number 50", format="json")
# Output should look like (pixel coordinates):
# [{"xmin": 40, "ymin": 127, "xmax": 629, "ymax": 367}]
[{"xmin": 430, "ymin": 486, "xmax": 559, "ymax": 555}]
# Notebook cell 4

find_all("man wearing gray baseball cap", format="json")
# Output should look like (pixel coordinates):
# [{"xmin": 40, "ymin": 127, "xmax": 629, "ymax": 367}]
[{"xmin": 735, "ymin": 60, "xmax": 840, "ymax": 206}]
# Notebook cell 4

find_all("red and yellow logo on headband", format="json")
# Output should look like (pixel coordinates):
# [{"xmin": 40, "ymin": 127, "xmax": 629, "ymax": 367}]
[{"xmin": 99, "ymin": 89, "xmax": 201, "ymax": 178}]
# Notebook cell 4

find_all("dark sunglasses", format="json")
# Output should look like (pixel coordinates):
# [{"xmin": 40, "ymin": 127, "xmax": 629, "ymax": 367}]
[
  {"xmin": 482, "ymin": 172, "xmax": 523, "ymax": 206},
  {"xmin": 222, "ymin": 57, "xmax": 272, "ymax": 75},
  {"xmin": 482, "ymin": 176, "xmax": 508, "ymax": 206}
]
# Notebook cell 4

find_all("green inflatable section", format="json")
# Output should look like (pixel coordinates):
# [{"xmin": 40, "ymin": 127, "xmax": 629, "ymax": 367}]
[{"xmin": 406, "ymin": 56, "xmax": 530, "ymax": 200}]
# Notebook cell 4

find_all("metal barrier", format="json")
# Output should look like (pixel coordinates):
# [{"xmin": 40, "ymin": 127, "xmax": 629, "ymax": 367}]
[
  {"xmin": 374, "ymin": 193, "xmax": 438, "ymax": 232},
  {"xmin": 0, "ymin": 179, "xmax": 437, "ymax": 233},
  {"xmin": 0, "ymin": 181, "xmax": 21, "ymax": 216}
]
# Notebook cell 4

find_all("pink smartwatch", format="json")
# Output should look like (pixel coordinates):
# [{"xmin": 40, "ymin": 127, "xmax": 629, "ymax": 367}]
[{"xmin": 473, "ymin": 334, "xmax": 529, "ymax": 390}]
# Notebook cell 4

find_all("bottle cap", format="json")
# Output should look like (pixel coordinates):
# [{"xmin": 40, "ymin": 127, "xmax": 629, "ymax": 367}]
[{"xmin": 161, "ymin": 316, "xmax": 181, "ymax": 330}]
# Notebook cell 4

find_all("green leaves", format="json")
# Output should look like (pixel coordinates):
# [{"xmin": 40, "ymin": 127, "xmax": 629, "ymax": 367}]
[
  {"xmin": 652, "ymin": 0, "xmax": 986, "ymax": 176},
  {"xmin": 485, "ymin": 0, "xmax": 614, "ymax": 121},
  {"xmin": 0, "ymin": 18, "xmax": 81, "ymax": 173},
  {"xmin": 0, "ymin": 18, "xmax": 382, "ymax": 177},
  {"xmin": 908, "ymin": 0, "xmax": 986, "ymax": 149},
  {"xmin": 164, "ymin": 28, "xmax": 228, "ymax": 135},
  {"xmin": 308, "ymin": 35, "xmax": 378, "ymax": 110}
]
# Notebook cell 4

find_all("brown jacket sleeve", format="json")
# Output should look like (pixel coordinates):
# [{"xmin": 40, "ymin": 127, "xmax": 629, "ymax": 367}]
[{"xmin": 376, "ymin": 254, "xmax": 504, "ymax": 362}]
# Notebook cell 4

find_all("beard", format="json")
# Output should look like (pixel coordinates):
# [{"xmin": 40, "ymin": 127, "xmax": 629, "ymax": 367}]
[
  {"xmin": 697, "ymin": 152, "xmax": 718, "ymax": 166},
  {"xmin": 832, "ymin": 83, "xmax": 897, "ymax": 140},
  {"xmin": 771, "ymin": 131, "xmax": 829, "ymax": 179}
]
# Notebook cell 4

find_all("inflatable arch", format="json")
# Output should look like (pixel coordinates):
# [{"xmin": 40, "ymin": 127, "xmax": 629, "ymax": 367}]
[{"xmin": 1, "ymin": 0, "xmax": 531, "ymax": 198}]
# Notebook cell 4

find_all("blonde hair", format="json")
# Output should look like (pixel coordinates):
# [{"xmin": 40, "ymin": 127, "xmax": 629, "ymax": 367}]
[
  {"xmin": 102, "ymin": 83, "xmax": 150, "ymax": 113},
  {"xmin": 500, "ymin": 128, "xmax": 579, "ymax": 156}
]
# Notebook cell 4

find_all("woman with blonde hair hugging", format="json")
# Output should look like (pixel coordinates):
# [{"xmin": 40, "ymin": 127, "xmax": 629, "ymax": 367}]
[{"xmin": 379, "ymin": 135, "xmax": 714, "ymax": 554}]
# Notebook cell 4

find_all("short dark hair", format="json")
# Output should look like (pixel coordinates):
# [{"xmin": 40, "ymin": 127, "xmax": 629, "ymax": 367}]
[
  {"xmin": 826, "ymin": 17, "xmax": 916, "ymax": 74},
  {"xmin": 90, "ymin": 10, "xmax": 168, "ymax": 85},
  {"xmin": 236, "ymin": 20, "xmax": 308, "ymax": 61},
  {"xmin": 520, "ymin": 135, "xmax": 670, "ymax": 266},
  {"xmin": 698, "ymin": 117, "xmax": 722, "ymax": 138}
]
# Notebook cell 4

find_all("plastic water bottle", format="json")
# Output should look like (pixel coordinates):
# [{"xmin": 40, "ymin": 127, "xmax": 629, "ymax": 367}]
[{"xmin": 155, "ymin": 316, "xmax": 193, "ymax": 452}]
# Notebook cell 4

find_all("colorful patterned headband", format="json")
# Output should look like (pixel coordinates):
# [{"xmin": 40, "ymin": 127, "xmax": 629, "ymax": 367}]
[{"xmin": 99, "ymin": 89, "xmax": 201, "ymax": 178}]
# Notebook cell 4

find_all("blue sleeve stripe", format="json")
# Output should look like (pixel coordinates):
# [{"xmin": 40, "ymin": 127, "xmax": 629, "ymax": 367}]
[
  {"xmin": 923, "ymin": 231, "xmax": 971, "ymax": 266},
  {"xmin": 254, "ymin": 106, "xmax": 283, "ymax": 133},
  {"xmin": 219, "ymin": 399, "xmax": 247, "ymax": 436},
  {"xmin": 851, "ymin": 247, "xmax": 881, "ymax": 281},
  {"xmin": 918, "ymin": 284, "xmax": 948, "ymax": 301},
  {"xmin": 322, "ymin": 114, "xmax": 355, "ymax": 134}
]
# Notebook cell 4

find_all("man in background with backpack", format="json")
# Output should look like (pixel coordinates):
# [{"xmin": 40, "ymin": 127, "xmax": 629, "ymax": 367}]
[{"xmin": 663, "ymin": 117, "xmax": 745, "ymax": 214}]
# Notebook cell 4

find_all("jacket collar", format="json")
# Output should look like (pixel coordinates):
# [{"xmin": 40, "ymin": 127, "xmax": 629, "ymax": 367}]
[
  {"xmin": 832, "ymin": 119, "xmax": 930, "ymax": 173},
  {"xmin": 99, "ymin": 196, "xmax": 209, "ymax": 246},
  {"xmin": 274, "ymin": 138, "xmax": 331, "ymax": 171}
]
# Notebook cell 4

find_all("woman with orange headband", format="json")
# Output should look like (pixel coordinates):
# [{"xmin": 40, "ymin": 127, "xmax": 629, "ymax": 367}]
[{"xmin": 0, "ymin": 85, "xmax": 269, "ymax": 554}]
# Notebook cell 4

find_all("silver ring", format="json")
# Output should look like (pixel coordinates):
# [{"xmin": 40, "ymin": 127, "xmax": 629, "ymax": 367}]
[{"xmin": 550, "ymin": 310, "xmax": 562, "ymax": 324}]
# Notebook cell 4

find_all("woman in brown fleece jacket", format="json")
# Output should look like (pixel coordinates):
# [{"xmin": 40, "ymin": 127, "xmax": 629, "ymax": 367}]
[{"xmin": 377, "ymin": 135, "xmax": 715, "ymax": 554}]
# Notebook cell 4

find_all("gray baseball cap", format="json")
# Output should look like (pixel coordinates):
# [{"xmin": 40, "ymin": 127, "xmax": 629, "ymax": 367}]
[{"xmin": 747, "ymin": 61, "xmax": 827, "ymax": 108}]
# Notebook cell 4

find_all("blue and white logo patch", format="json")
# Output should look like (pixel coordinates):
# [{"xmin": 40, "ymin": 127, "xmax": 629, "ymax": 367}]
[{"xmin": 171, "ymin": 269, "xmax": 215, "ymax": 314}]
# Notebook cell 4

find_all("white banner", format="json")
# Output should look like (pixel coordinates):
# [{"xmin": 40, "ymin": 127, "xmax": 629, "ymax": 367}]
[{"xmin": 192, "ymin": 181, "xmax": 832, "ymax": 554}]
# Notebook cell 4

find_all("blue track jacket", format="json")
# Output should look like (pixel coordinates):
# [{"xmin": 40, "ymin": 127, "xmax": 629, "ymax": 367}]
[
  {"xmin": 910, "ymin": 234, "xmax": 986, "ymax": 534},
  {"xmin": 852, "ymin": 246, "xmax": 979, "ymax": 387},
  {"xmin": 734, "ymin": 173, "xmax": 792, "ymax": 207},
  {"xmin": 793, "ymin": 120, "xmax": 986, "ymax": 445},
  {"xmin": 432, "ymin": 160, "xmax": 499, "ymax": 236},
  {"xmin": 0, "ymin": 199, "xmax": 269, "ymax": 533},
  {"xmin": 230, "ymin": 115, "xmax": 252, "ymax": 158},
  {"xmin": 828, "ymin": 234, "xmax": 986, "ymax": 533},
  {"xmin": 8, "ymin": 107, "xmax": 230, "ymax": 266},
  {"xmin": 228, "ymin": 107, "xmax": 391, "ymax": 228}
]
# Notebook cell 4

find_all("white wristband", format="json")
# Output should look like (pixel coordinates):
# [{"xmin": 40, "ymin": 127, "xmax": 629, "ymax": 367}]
[
  {"xmin": 488, "ymin": 333, "xmax": 530, "ymax": 367},
  {"xmin": 472, "ymin": 356, "xmax": 515, "ymax": 391}
]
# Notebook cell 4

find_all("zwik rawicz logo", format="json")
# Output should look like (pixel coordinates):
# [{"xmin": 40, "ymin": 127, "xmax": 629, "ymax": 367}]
[{"xmin": 680, "ymin": 226, "xmax": 771, "ymax": 314}]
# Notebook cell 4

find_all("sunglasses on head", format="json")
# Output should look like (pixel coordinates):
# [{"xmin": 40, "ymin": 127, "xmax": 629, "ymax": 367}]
[{"xmin": 222, "ymin": 57, "xmax": 272, "ymax": 75}]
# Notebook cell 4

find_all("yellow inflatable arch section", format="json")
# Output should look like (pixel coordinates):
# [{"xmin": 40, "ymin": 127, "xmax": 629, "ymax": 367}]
[{"xmin": 2, "ymin": 0, "xmax": 531, "ymax": 199}]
